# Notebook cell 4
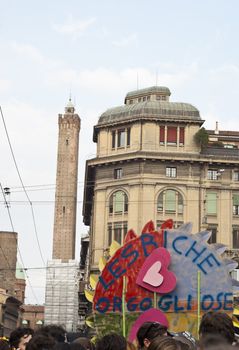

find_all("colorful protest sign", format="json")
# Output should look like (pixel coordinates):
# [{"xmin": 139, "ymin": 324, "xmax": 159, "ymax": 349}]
[{"xmin": 85, "ymin": 220, "xmax": 238, "ymax": 338}]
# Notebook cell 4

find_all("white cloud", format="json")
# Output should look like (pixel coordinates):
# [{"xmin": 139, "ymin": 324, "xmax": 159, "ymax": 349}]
[
  {"xmin": 10, "ymin": 42, "xmax": 46, "ymax": 64},
  {"xmin": 112, "ymin": 33, "xmax": 138, "ymax": 47},
  {"xmin": 53, "ymin": 15, "xmax": 96, "ymax": 39},
  {"xmin": 210, "ymin": 63, "xmax": 239, "ymax": 75},
  {"xmin": 46, "ymin": 64, "xmax": 199, "ymax": 95},
  {"xmin": 10, "ymin": 42, "xmax": 61, "ymax": 69}
]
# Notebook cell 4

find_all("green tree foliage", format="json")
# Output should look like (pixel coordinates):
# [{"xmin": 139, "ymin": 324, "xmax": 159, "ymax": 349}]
[{"xmin": 194, "ymin": 127, "xmax": 209, "ymax": 149}]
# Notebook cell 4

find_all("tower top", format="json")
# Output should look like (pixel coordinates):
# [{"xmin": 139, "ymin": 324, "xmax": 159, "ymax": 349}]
[{"xmin": 65, "ymin": 98, "xmax": 75, "ymax": 114}]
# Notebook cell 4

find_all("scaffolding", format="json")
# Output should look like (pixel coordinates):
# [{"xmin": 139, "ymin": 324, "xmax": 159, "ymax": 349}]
[{"xmin": 44, "ymin": 260, "xmax": 79, "ymax": 331}]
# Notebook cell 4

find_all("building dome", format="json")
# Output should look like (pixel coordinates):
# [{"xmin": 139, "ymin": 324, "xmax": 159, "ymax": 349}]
[
  {"xmin": 93, "ymin": 86, "xmax": 202, "ymax": 141},
  {"xmin": 98, "ymin": 100, "xmax": 200, "ymax": 125},
  {"xmin": 98, "ymin": 86, "xmax": 200, "ymax": 124}
]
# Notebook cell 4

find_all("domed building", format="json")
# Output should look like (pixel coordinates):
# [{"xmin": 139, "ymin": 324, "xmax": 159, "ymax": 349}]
[{"xmin": 83, "ymin": 86, "xmax": 239, "ymax": 270}]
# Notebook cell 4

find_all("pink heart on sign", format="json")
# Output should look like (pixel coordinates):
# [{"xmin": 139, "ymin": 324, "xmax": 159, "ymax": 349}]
[
  {"xmin": 143, "ymin": 261, "xmax": 164, "ymax": 287},
  {"xmin": 136, "ymin": 247, "xmax": 176, "ymax": 294}
]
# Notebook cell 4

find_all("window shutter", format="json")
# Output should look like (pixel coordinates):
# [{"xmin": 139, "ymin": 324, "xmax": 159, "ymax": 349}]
[
  {"xmin": 179, "ymin": 127, "xmax": 185, "ymax": 144},
  {"xmin": 127, "ymin": 128, "xmax": 131, "ymax": 146},
  {"xmin": 167, "ymin": 127, "xmax": 177, "ymax": 143},
  {"xmin": 114, "ymin": 191, "xmax": 124, "ymax": 213},
  {"xmin": 112, "ymin": 131, "xmax": 116, "ymax": 148},
  {"xmin": 233, "ymin": 194, "xmax": 239, "ymax": 205},
  {"xmin": 160, "ymin": 126, "xmax": 165, "ymax": 143},
  {"xmin": 206, "ymin": 193, "xmax": 217, "ymax": 215},
  {"xmin": 165, "ymin": 190, "xmax": 176, "ymax": 212}
]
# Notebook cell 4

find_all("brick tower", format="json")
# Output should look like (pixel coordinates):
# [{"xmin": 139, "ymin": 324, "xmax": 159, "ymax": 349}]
[{"xmin": 52, "ymin": 99, "xmax": 81, "ymax": 260}]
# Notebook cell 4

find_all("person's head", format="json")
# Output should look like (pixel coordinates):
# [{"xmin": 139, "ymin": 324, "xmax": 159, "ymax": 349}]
[
  {"xmin": 69, "ymin": 343, "xmax": 85, "ymax": 350},
  {"xmin": 72, "ymin": 338, "xmax": 94, "ymax": 350},
  {"xmin": 126, "ymin": 341, "xmax": 136, "ymax": 350},
  {"xmin": 35, "ymin": 325, "xmax": 66, "ymax": 343},
  {"xmin": 9, "ymin": 327, "xmax": 34, "ymax": 350},
  {"xmin": 137, "ymin": 322, "xmax": 168, "ymax": 348},
  {"xmin": 199, "ymin": 333, "xmax": 233, "ymax": 350},
  {"xmin": 148, "ymin": 336, "xmax": 182, "ymax": 350},
  {"xmin": 26, "ymin": 334, "xmax": 55, "ymax": 350},
  {"xmin": 95, "ymin": 333, "xmax": 126, "ymax": 350},
  {"xmin": 199, "ymin": 311, "xmax": 235, "ymax": 345}
]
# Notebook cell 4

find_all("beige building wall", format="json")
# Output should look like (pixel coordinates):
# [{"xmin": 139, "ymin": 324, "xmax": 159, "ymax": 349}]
[{"xmin": 84, "ymin": 86, "xmax": 239, "ymax": 270}]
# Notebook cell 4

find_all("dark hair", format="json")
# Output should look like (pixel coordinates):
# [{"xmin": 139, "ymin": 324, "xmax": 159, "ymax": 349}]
[
  {"xmin": 137, "ymin": 322, "xmax": 168, "ymax": 348},
  {"xmin": 199, "ymin": 333, "xmax": 232, "ymax": 349},
  {"xmin": 9, "ymin": 328, "xmax": 34, "ymax": 348},
  {"xmin": 95, "ymin": 333, "xmax": 126, "ymax": 350},
  {"xmin": 26, "ymin": 334, "xmax": 56, "ymax": 350},
  {"xmin": 199, "ymin": 312, "xmax": 235, "ymax": 344},
  {"xmin": 53, "ymin": 343, "xmax": 70, "ymax": 350},
  {"xmin": 35, "ymin": 325, "xmax": 66, "ymax": 343},
  {"xmin": 72, "ymin": 338, "xmax": 95, "ymax": 350},
  {"xmin": 69, "ymin": 343, "xmax": 85, "ymax": 350},
  {"xmin": 148, "ymin": 337, "xmax": 181, "ymax": 350}
]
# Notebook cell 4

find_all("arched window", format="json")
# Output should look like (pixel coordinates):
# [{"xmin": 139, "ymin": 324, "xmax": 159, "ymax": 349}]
[
  {"xmin": 109, "ymin": 191, "xmax": 128, "ymax": 214},
  {"xmin": 157, "ymin": 189, "xmax": 183, "ymax": 214}
]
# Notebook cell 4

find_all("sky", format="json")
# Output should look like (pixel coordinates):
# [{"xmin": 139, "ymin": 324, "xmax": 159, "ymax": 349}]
[{"xmin": 1, "ymin": 0, "xmax": 239, "ymax": 304}]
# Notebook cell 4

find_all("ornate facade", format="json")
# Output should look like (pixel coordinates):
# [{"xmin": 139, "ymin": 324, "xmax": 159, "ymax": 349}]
[{"xmin": 83, "ymin": 86, "xmax": 239, "ymax": 271}]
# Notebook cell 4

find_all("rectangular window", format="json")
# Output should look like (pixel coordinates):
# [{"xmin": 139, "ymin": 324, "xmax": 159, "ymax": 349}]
[
  {"xmin": 206, "ymin": 192, "xmax": 217, "ymax": 215},
  {"xmin": 166, "ymin": 167, "xmax": 177, "ymax": 178},
  {"xmin": 112, "ymin": 127, "xmax": 131, "ymax": 149},
  {"xmin": 167, "ymin": 127, "xmax": 177, "ymax": 145},
  {"xmin": 112, "ymin": 131, "xmax": 116, "ymax": 148},
  {"xmin": 233, "ymin": 195, "xmax": 239, "ymax": 215},
  {"xmin": 114, "ymin": 168, "xmax": 122, "ymax": 179},
  {"xmin": 233, "ymin": 227, "xmax": 239, "ymax": 249},
  {"xmin": 208, "ymin": 170, "xmax": 218, "ymax": 180},
  {"xmin": 233, "ymin": 172, "xmax": 239, "ymax": 181},
  {"xmin": 108, "ymin": 222, "xmax": 128, "ymax": 245},
  {"xmin": 207, "ymin": 226, "xmax": 217, "ymax": 244},
  {"xmin": 165, "ymin": 190, "xmax": 176, "ymax": 213},
  {"xmin": 179, "ymin": 127, "xmax": 185, "ymax": 145},
  {"xmin": 117, "ymin": 130, "xmax": 125, "ymax": 147}
]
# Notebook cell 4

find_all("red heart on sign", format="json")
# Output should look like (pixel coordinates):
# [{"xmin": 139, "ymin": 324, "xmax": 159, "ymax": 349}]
[{"xmin": 136, "ymin": 247, "xmax": 176, "ymax": 294}]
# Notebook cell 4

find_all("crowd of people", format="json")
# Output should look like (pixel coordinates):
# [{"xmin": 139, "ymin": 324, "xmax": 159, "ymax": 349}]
[{"xmin": 0, "ymin": 311, "xmax": 238, "ymax": 350}]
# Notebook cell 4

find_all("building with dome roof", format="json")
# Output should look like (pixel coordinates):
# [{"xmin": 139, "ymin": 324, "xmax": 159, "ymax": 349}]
[{"xmin": 83, "ymin": 86, "xmax": 239, "ymax": 271}]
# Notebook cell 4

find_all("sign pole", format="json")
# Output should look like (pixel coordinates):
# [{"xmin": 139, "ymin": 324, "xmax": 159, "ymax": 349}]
[
  {"xmin": 122, "ymin": 276, "xmax": 126, "ymax": 337},
  {"xmin": 197, "ymin": 270, "xmax": 201, "ymax": 338},
  {"xmin": 153, "ymin": 292, "xmax": 157, "ymax": 308}
]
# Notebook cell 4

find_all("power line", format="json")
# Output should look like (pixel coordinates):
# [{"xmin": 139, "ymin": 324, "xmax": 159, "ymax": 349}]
[
  {"xmin": 0, "ymin": 197, "xmax": 237, "ymax": 205},
  {"xmin": 0, "ymin": 183, "xmax": 40, "ymax": 304},
  {"xmin": 0, "ymin": 105, "xmax": 45, "ymax": 266}
]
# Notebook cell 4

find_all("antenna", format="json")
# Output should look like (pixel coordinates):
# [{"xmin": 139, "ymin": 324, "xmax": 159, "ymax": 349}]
[
  {"xmin": 156, "ymin": 70, "xmax": 158, "ymax": 86},
  {"xmin": 69, "ymin": 84, "xmax": 72, "ymax": 101},
  {"xmin": 137, "ymin": 72, "xmax": 139, "ymax": 90}
]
